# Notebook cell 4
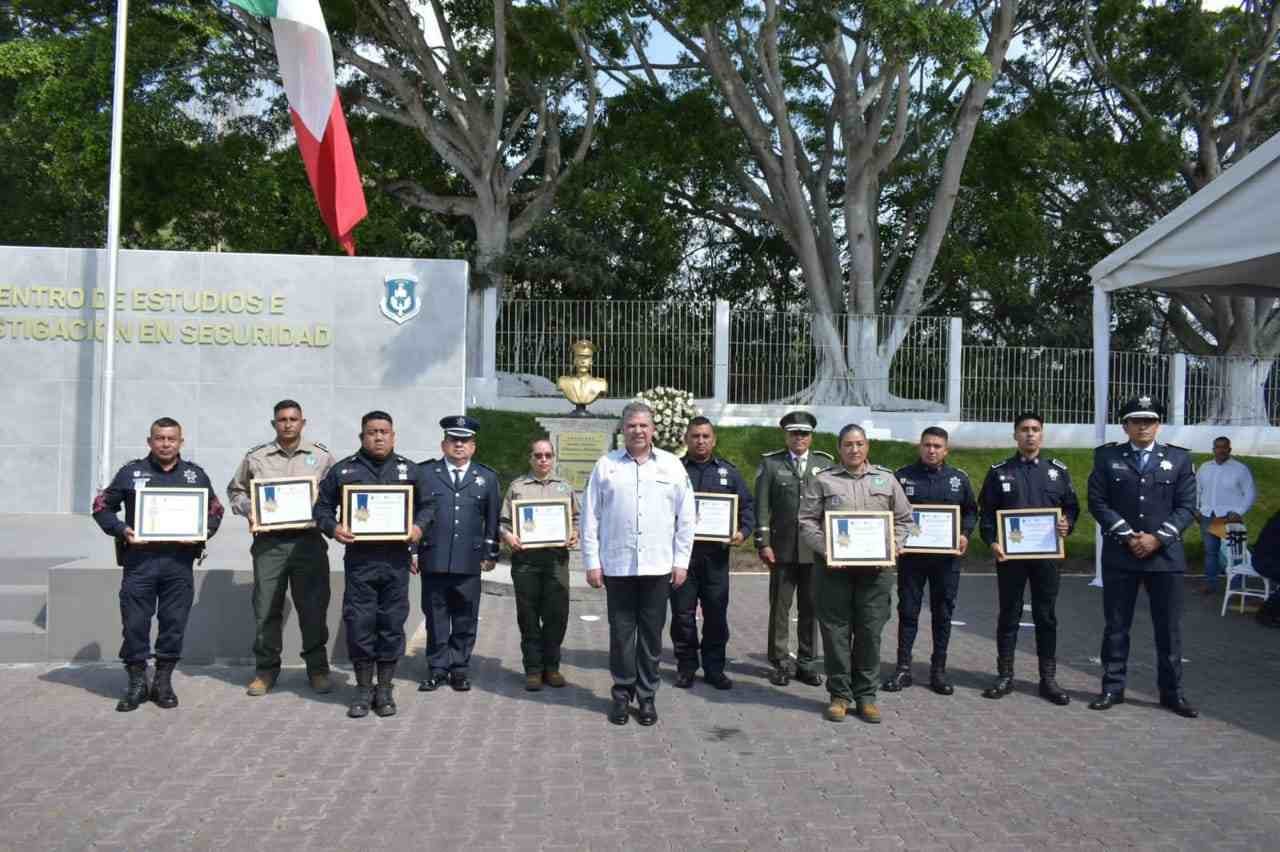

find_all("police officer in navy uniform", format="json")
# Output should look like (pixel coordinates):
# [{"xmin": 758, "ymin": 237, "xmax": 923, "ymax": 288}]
[
  {"xmin": 883, "ymin": 426, "xmax": 977, "ymax": 696},
  {"xmin": 314, "ymin": 410, "xmax": 432, "ymax": 719},
  {"xmin": 1087, "ymin": 396, "xmax": 1199, "ymax": 717},
  {"xmin": 417, "ymin": 415, "xmax": 501, "ymax": 693},
  {"xmin": 978, "ymin": 411, "xmax": 1080, "ymax": 705},
  {"xmin": 672, "ymin": 416, "xmax": 755, "ymax": 690},
  {"xmin": 92, "ymin": 417, "xmax": 224, "ymax": 712}
]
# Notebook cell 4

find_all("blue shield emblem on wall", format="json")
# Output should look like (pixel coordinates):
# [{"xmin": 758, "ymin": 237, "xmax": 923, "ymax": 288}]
[{"xmin": 380, "ymin": 275, "xmax": 421, "ymax": 325}]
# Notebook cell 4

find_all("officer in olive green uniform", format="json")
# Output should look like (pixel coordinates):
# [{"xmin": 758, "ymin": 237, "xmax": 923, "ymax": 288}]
[
  {"xmin": 500, "ymin": 438, "xmax": 580, "ymax": 691},
  {"xmin": 799, "ymin": 424, "xmax": 913, "ymax": 724},
  {"xmin": 755, "ymin": 411, "xmax": 834, "ymax": 687},
  {"xmin": 227, "ymin": 399, "xmax": 335, "ymax": 696}
]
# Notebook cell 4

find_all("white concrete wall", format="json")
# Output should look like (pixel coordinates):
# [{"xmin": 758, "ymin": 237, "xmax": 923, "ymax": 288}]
[{"xmin": 0, "ymin": 247, "xmax": 469, "ymax": 513}]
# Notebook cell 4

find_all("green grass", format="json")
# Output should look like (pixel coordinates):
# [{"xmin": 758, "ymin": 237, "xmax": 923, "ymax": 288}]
[{"xmin": 470, "ymin": 408, "xmax": 1277, "ymax": 569}]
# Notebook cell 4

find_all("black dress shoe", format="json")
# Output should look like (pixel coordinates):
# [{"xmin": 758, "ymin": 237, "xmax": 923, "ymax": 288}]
[
  {"xmin": 449, "ymin": 672, "xmax": 471, "ymax": 692},
  {"xmin": 705, "ymin": 672, "xmax": 733, "ymax": 690},
  {"xmin": 1088, "ymin": 690, "xmax": 1125, "ymax": 710},
  {"xmin": 608, "ymin": 698, "xmax": 629, "ymax": 725},
  {"xmin": 768, "ymin": 667, "xmax": 791, "ymax": 686},
  {"xmin": 794, "ymin": 669, "xmax": 823, "ymax": 687},
  {"xmin": 881, "ymin": 668, "xmax": 912, "ymax": 692},
  {"xmin": 418, "ymin": 672, "xmax": 448, "ymax": 692},
  {"xmin": 636, "ymin": 698, "xmax": 658, "ymax": 726},
  {"xmin": 1160, "ymin": 695, "xmax": 1199, "ymax": 718},
  {"xmin": 674, "ymin": 671, "xmax": 696, "ymax": 688},
  {"xmin": 929, "ymin": 671, "xmax": 954, "ymax": 696}
]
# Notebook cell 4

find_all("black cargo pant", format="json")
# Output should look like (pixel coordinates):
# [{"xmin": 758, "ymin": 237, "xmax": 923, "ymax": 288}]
[
  {"xmin": 670, "ymin": 545, "xmax": 731, "ymax": 676},
  {"xmin": 895, "ymin": 555, "xmax": 961, "ymax": 666},
  {"xmin": 995, "ymin": 559, "xmax": 1059, "ymax": 660},
  {"xmin": 119, "ymin": 553, "xmax": 195, "ymax": 663},
  {"xmin": 342, "ymin": 550, "xmax": 410, "ymax": 663}
]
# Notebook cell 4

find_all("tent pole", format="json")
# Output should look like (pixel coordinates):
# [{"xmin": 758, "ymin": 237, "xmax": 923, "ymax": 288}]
[{"xmin": 1090, "ymin": 286, "xmax": 1110, "ymax": 588}]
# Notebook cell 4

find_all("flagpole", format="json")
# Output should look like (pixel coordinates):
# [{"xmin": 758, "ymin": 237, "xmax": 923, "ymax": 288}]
[{"xmin": 97, "ymin": 0, "xmax": 129, "ymax": 489}]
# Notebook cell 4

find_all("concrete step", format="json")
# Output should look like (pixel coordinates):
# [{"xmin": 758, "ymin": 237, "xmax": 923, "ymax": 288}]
[
  {"xmin": 0, "ymin": 585, "xmax": 47, "ymax": 625},
  {"xmin": 0, "ymin": 618, "xmax": 47, "ymax": 663}
]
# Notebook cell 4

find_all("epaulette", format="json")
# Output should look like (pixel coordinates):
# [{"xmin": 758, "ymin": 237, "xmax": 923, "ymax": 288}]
[
  {"xmin": 342, "ymin": 453, "xmax": 361, "ymax": 464},
  {"xmin": 713, "ymin": 457, "xmax": 738, "ymax": 469},
  {"xmin": 1095, "ymin": 442, "xmax": 1118, "ymax": 450},
  {"xmin": 312, "ymin": 440, "xmax": 328, "ymax": 452},
  {"xmin": 472, "ymin": 461, "xmax": 497, "ymax": 474},
  {"xmin": 872, "ymin": 463, "xmax": 895, "ymax": 473},
  {"xmin": 1051, "ymin": 458, "xmax": 1068, "ymax": 471},
  {"xmin": 246, "ymin": 441, "xmax": 270, "ymax": 454},
  {"xmin": 762, "ymin": 449, "xmax": 789, "ymax": 458},
  {"xmin": 1164, "ymin": 443, "xmax": 1188, "ymax": 451},
  {"xmin": 990, "ymin": 460, "xmax": 1006, "ymax": 469},
  {"xmin": 813, "ymin": 450, "xmax": 834, "ymax": 460}
]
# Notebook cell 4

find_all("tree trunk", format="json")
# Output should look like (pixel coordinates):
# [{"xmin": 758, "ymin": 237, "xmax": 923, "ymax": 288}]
[
  {"xmin": 1202, "ymin": 357, "xmax": 1274, "ymax": 425},
  {"xmin": 468, "ymin": 209, "xmax": 509, "ymax": 380}
]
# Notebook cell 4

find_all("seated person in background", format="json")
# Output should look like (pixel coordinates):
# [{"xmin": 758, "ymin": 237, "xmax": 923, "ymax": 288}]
[{"xmin": 1252, "ymin": 511, "xmax": 1280, "ymax": 628}]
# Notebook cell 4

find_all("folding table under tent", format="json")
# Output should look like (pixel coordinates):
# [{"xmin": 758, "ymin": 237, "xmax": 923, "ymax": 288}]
[{"xmin": 1088, "ymin": 129, "xmax": 1280, "ymax": 582}]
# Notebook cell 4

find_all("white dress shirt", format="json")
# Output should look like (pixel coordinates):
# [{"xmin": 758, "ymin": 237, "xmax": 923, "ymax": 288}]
[
  {"xmin": 581, "ymin": 446, "xmax": 695, "ymax": 576},
  {"xmin": 1196, "ymin": 457, "xmax": 1256, "ymax": 517}
]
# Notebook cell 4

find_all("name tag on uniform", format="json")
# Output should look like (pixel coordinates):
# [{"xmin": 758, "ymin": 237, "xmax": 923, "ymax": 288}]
[
  {"xmin": 905, "ymin": 486, "xmax": 915, "ymax": 496},
  {"xmin": 1002, "ymin": 483, "xmax": 1012, "ymax": 492}
]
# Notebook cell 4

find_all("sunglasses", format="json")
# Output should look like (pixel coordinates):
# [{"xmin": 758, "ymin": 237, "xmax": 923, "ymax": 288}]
[{"xmin": 531, "ymin": 452, "xmax": 555, "ymax": 459}]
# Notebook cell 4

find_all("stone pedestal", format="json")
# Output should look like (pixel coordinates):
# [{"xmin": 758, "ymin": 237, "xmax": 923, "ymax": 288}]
[{"xmin": 537, "ymin": 416, "xmax": 617, "ymax": 491}]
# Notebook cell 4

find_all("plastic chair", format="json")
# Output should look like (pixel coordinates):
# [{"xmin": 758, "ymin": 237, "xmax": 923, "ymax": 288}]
[{"xmin": 1220, "ymin": 523, "xmax": 1272, "ymax": 615}]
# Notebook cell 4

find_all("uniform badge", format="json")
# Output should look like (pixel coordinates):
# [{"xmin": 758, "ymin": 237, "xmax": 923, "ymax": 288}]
[
  {"xmin": 829, "ymin": 495, "xmax": 844, "ymax": 506},
  {"xmin": 398, "ymin": 463, "xmax": 408, "ymax": 472},
  {"xmin": 134, "ymin": 477, "xmax": 150, "ymax": 489},
  {"xmin": 183, "ymin": 469, "xmax": 198, "ymax": 484},
  {"xmin": 399, "ymin": 474, "xmax": 408, "ymax": 481},
  {"xmin": 380, "ymin": 274, "xmax": 422, "ymax": 325},
  {"xmin": 340, "ymin": 468, "xmax": 349, "ymax": 475},
  {"xmin": 949, "ymin": 476, "xmax": 961, "ymax": 491},
  {"xmin": 905, "ymin": 486, "xmax": 915, "ymax": 496},
  {"xmin": 873, "ymin": 476, "xmax": 885, "ymax": 486},
  {"xmin": 1047, "ymin": 469, "xmax": 1059, "ymax": 481},
  {"xmin": 132, "ymin": 470, "xmax": 141, "ymax": 477},
  {"xmin": 557, "ymin": 483, "xmax": 568, "ymax": 493},
  {"xmin": 1139, "ymin": 395, "xmax": 1152, "ymax": 408},
  {"xmin": 718, "ymin": 467, "xmax": 728, "ymax": 476},
  {"xmin": 1160, "ymin": 459, "xmax": 1173, "ymax": 471},
  {"xmin": 1002, "ymin": 483, "xmax": 1012, "ymax": 493},
  {"xmin": 306, "ymin": 456, "xmax": 317, "ymax": 466},
  {"xmin": 720, "ymin": 478, "xmax": 729, "ymax": 486},
  {"xmin": 475, "ymin": 476, "xmax": 485, "ymax": 486}
]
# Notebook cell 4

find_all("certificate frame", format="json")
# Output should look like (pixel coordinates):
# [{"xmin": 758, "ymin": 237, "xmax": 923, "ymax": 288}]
[
  {"xmin": 511, "ymin": 498, "xmax": 572, "ymax": 549},
  {"xmin": 901, "ymin": 504, "xmax": 962, "ymax": 556},
  {"xmin": 341, "ymin": 484, "xmax": 413, "ymax": 541},
  {"xmin": 693, "ymin": 492, "xmax": 739, "ymax": 543},
  {"xmin": 824, "ymin": 510, "xmax": 896, "ymax": 568},
  {"xmin": 996, "ymin": 508, "xmax": 1065, "ymax": 560},
  {"xmin": 133, "ymin": 487, "xmax": 208, "ymax": 543},
  {"xmin": 250, "ymin": 475, "xmax": 318, "ymax": 533}
]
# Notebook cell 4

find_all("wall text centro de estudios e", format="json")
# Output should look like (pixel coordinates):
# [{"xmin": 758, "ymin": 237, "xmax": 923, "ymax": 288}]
[{"xmin": 0, "ymin": 285, "xmax": 331, "ymax": 347}]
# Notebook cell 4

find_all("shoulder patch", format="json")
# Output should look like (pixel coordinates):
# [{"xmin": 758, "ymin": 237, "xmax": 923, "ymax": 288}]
[
  {"xmin": 312, "ymin": 441, "xmax": 328, "ymax": 451},
  {"xmin": 812, "ymin": 450, "xmax": 834, "ymax": 460},
  {"xmin": 1051, "ymin": 458, "xmax": 1068, "ymax": 471}
]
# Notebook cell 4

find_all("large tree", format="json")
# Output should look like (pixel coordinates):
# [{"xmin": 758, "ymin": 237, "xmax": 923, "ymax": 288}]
[
  {"xmin": 587, "ymin": 0, "xmax": 1021, "ymax": 407},
  {"xmin": 1079, "ymin": 0, "xmax": 1280, "ymax": 423}
]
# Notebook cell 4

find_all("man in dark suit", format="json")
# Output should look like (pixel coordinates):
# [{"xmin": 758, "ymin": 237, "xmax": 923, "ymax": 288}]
[
  {"xmin": 1087, "ymin": 395, "xmax": 1199, "ymax": 718},
  {"xmin": 417, "ymin": 415, "xmax": 500, "ymax": 693}
]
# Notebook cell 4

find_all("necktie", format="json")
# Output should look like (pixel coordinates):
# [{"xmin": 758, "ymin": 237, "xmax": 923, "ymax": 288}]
[
  {"xmin": 796, "ymin": 456, "xmax": 806, "ymax": 478},
  {"xmin": 1138, "ymin": 451, "xmax": 1149, "ymax": 472},
  {"xmin": 453, "ymin": 469, "xmax": 463, "ymax": 488}
]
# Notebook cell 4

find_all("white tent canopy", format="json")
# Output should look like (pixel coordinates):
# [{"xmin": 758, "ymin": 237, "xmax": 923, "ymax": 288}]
[{"xmin": 1090, "ymin": 129, "xmax": 1280, "ymax": 445}]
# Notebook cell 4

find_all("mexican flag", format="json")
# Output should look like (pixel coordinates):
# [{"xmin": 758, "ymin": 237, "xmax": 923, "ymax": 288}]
[{"xmin": 230, "ymin": 0, "xmax": 368, "ymax": 255}]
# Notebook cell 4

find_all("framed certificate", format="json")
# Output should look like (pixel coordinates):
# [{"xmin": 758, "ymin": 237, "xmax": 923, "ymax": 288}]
[
  {"xmin": 996, "ymin": 508, "xmax": 1064, "ymax": 560},
  {"xmin": 693, "ymin": 492, "xmax": 738, "ymax": 543},
  {"xmin": 342, "ymin": 484, "xmax": 413, "ymax": 541},
  {"xmin": 824, "ymin": 510, "xmax": 896, "ymax": 567},
  {"xmin": 250, "ymin": 476, "xmax": 318, "ymax": 532},
  {"xmin": 901, "ymin": 504, "xmax": 961, "ymax": 555},
  {"xmin": 512, "ymin": 498, "xmax": 571, "ymax": 549},
  {"xmin": 133, "ymin": 487, "xmax": 208, "ymax": 542}
]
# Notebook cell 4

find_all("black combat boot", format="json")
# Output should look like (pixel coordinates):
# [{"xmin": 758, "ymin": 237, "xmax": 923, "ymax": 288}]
[
  {"xmin": 116, "ymin": 663, "xmax": 150, "ymax": 712},
  {"xmin": 1037, "ymin": 657, "xmax": 1070, "ymax": 705},
  {"xmin": 881, "ymin": 664, "xmax": 912, "ymax": 692},
  {"xmin": 982, "ymin": 656, "xmax": 1015, "ymax": 699},
  {"xmin": 348, "ymin": 662, "xmax": 375, "ymax": 719},
  {"xmin": 929, "ymin": 654, "xmax": 954, "ymax": 696},
  {"xmin": 150, "ymin": 658, "xmax": 179, "ymax": 709},
  {"xmin": 372, "ymin": 661, "xmax": 397, "ymax": 718}
]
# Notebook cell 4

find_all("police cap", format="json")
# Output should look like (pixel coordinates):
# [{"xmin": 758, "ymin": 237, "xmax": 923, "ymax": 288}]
[
  {"xmin": 441, "ymin": 415, "xmax": 479, "ymax": 438},
  {"xmin": 779, "ymin": 411, "xmax": 818, "ymax": 432},
  {"xmin": 1119, "ymin": 395, "xmax": 1164, "ymax": 422}
]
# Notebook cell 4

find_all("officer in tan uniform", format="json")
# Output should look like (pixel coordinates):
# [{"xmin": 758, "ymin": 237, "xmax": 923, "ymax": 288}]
[
  {"xmin": 799, "ymin": 424, "xmax": 913, "ymax": 724},
  {"xmin": 227, "ymin": 399, "xmax": 335, "ymax": 696},
  {"xmin": 500, "ymin": 438, "xmax": 580, "ymax": 691}
]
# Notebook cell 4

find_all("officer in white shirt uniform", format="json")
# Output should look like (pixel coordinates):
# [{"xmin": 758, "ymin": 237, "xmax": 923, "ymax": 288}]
[
  {"xmin": 582, "ymin": 401, "xmax": 696, "ymax": 727},
  {"xmin": 1195, "ymin": 436, "xmax": 1256, "ymax": 594}
]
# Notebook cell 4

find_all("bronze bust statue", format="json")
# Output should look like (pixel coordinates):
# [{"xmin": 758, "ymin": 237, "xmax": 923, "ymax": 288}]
[{"xmin": 558, "ymin": 339, "xmax": 608, "ymax": 415}]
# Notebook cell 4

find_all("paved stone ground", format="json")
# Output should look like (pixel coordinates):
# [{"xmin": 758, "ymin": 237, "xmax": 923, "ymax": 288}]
[{"xmin": 1, "ymin": 574, "xmax": 1278, "ymax": 851}]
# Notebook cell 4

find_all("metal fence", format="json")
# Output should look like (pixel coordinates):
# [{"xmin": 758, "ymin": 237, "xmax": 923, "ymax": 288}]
[
  {"xmin": 728, "ymin": 311, "xmax": 950, "ymax": 406},
  {"xmin": 495, "ymin": 300, "xmax": 715, "ymax": 398},
  {"xmin": 961, "ymin": 347, "xmax": 1170, "ymax": 423},
  {"xmin": 1185, "ymin": 354, "xmax": 1280, "ymax": 425}
]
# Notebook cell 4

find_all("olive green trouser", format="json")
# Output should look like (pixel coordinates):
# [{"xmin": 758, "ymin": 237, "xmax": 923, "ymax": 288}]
[
  {"xmin": 251, "ymin": 531, "xmax": 330, "ymax": 674},
  {"xmin": 816, "ymin": 564, "xmax": 893, "ymax": 702},
  {"xmin": 511, "ymin": 549, "xmax": 570, "ymax": 674}
]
